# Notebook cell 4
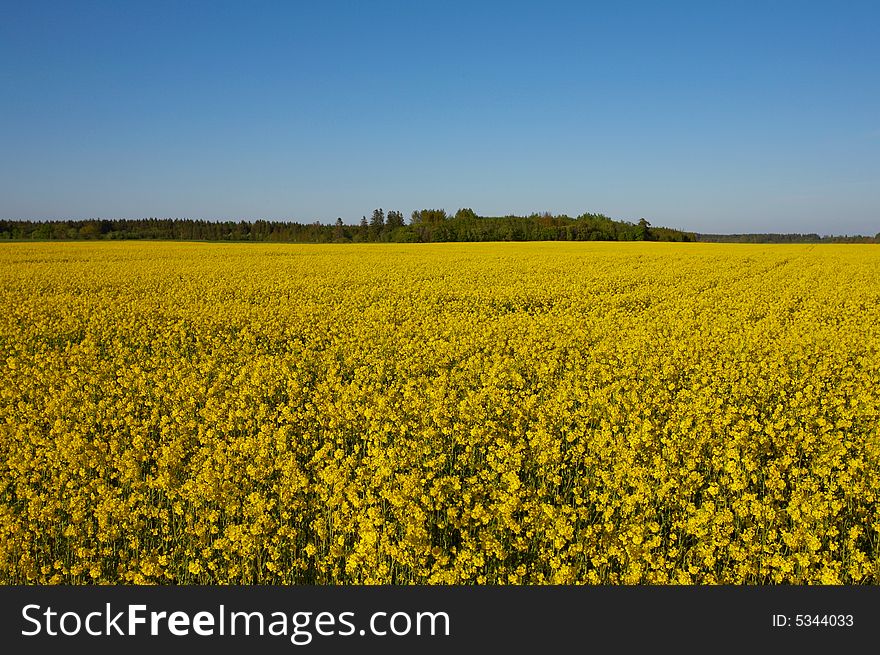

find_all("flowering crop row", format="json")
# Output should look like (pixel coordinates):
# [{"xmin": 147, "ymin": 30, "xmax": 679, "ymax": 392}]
[{"xmin": 1, "ymin": 241, "xmax": 879, "ymax": 584}]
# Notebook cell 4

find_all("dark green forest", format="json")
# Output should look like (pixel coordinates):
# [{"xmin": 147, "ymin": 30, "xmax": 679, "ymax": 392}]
[
  {"xmin": 695, "ymin": 232, "xmax": 877, "ymax": 244},
  {"xmin": 0, "ymin": 210, "xmax": 875, "ymax": 243}
]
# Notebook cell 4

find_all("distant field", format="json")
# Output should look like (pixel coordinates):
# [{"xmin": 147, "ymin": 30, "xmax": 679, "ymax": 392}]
[{"xmin": 1, "ymin": 241, "xmax": 879, "ymax": 584}]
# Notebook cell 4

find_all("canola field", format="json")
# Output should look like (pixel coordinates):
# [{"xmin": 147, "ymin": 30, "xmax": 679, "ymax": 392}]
[{"xmin": 1, "ymin": 241, "xmax": 879, "ymax": 584}]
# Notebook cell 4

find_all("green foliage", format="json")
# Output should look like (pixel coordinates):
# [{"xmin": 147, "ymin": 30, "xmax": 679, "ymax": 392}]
[
  {"xmin": 697, "ymin": 232, "xmax": 876, "ymax": 244},
  {"xmin": 386, "ymin": 210, "xmax": 405, "ymax": 229},
  {"xmin": 0, "ymin": 214, "xmax": 695, "ymax": 244},
  {"xmin": 410, "ymin": 209, "xmax": 448, "ymax": 225},
  {"xmin": 2, "ymin": 215, "xmax": 874, "ymax": 244}
]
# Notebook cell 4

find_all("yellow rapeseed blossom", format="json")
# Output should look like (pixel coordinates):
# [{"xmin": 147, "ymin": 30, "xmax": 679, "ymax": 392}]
[{"xmin": 0, "ymin": 240, "xmax": 879, "ymax": 584}]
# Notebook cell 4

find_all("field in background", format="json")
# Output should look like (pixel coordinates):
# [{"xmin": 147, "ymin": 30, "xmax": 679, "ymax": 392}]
[{"xmin": 1, "ymin": 241, "xmax": 879, "ymax": 584}]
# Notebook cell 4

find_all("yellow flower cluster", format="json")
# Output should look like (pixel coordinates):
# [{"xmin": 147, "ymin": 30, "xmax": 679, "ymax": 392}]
[{"xmin": 1, "ymin": 241, "xmax": 879, "ymax": 584}]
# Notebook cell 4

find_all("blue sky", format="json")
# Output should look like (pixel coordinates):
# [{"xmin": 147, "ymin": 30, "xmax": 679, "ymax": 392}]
[{"xmin": 1, "ymin": 0, "xmax": 878, "ymax": 234}]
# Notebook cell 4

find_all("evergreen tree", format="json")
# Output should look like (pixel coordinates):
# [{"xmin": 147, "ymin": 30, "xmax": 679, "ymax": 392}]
[{"xmin": 386, "ymin": 210, "xmax": 405, "ymax": 229}]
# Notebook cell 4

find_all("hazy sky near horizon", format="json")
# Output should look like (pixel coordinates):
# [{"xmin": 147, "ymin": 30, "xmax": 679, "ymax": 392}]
[{"xmin": 1, "ymin": 0, "xmax": 878, "ymax": 234}]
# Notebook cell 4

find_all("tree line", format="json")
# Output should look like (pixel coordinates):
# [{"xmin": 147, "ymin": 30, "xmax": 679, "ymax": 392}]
[
  {"xmin": 695, "ymin": 233, "xmax": 877, "ymax": 244},
  {"xmin": 1, "ymin": 213, "xmax": 875, "ymax": 243},
  {"xmin": 0, "ymin": 211, "xmax": 694, "ymax": 243}
]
